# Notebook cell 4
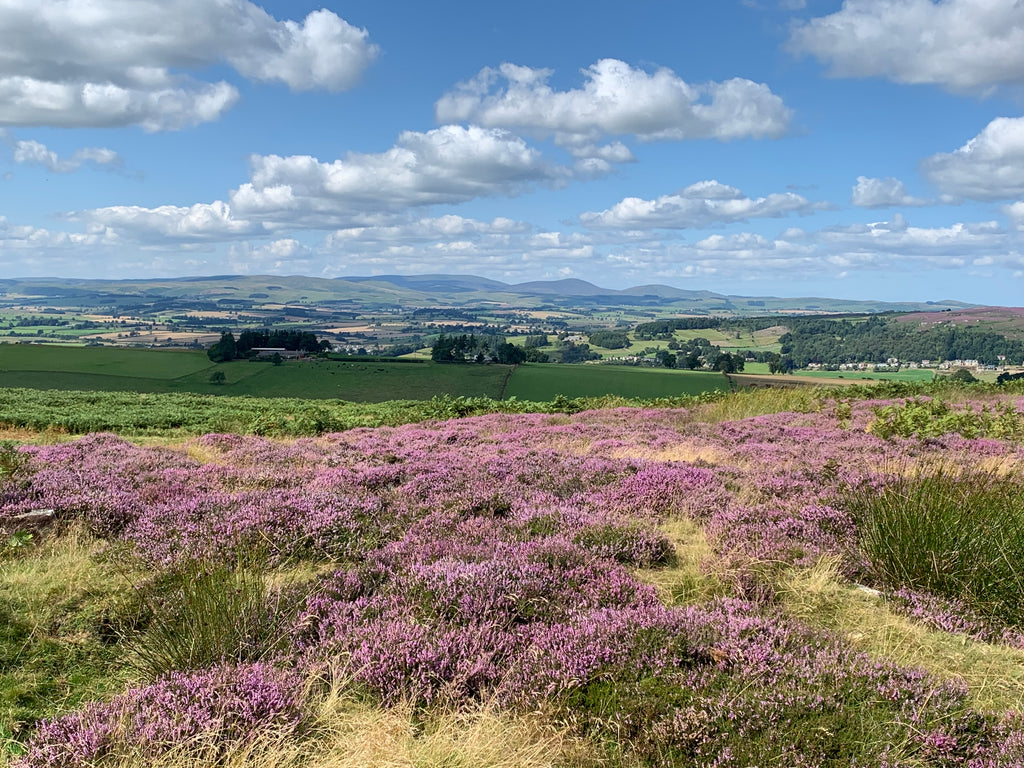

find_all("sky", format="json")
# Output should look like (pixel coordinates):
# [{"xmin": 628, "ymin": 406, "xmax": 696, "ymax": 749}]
[{"xmin": 2, "ymin": 0, "xmax": 1024, "ymax": 305}]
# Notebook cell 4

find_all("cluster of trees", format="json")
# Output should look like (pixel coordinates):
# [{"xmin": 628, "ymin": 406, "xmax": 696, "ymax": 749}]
[
  {"xmin": 207, "ymin": 329, "xmax": 330, "ymax": 363},
  {"xmin": 634, "ymin": 318, "xmax": 722, "ymax": 339},
  {"xmin": 608, "ymin": 336, "xmax": 747, "ymax": 372},
  {"xmin": 634, "ymin": 312, "xmax": 1024, "ymax": 371},
  {"xmin": 660, "ymin": 338, "xmax": 746, "ymax": 372},
  {"xmin": 552, "ymin": 341, "xmax": 601, "ymax": 363},
  {"xmin": 430, "ymin": 333, "xmax": 604, "ymax": 365},
  {"xmin": 235, "ymin": 329, "xmax": 328, "ymax": 355},
  {"xmin": 2, "ymin": 316, "xmax": 69, "ymax": 327},
  {"xmin": 430, "ymin": 333, "xmax": 527, "ymax": 365},
  {"xmin": 587, "ymin": 330, "xmax": 631, "ymax": 349}
]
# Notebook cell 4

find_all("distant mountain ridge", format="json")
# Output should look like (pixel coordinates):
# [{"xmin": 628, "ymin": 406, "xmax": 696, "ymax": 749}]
[
  {"xmin": 0, "ymin": 273, "xmax": 977, "ymax": 316},
  {"xmin": 343, "ymin": 274, "xmax": 720, "ymax": 299},
  {"xmin": 341, "ymin": 274, "xmax": 974, "ymax": 311}
]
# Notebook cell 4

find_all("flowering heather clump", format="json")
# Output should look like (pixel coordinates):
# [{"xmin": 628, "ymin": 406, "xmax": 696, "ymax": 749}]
[
  {"xmin": 886, "ymin": 589, "xmax": 1024, "ymax": 649},
  {"xmin": 705, "ymin": 502, "xmax": 863, "ymax": 587},
  {"xmin": 503, "ymin": 598, "xmax": 994, "ymax": 766},
  {"xmin": 14, "ymin": 663, "xmax": 305, "ymax": 768}
]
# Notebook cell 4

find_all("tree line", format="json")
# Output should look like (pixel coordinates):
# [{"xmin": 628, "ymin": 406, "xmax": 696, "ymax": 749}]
[
  {"xmin": 633, "ymin": 313, "xmax": 1024, "ymax": 368},
  {"xmin": 778, "ymin": 318, "xmax": 1024, "ymax": 366}
]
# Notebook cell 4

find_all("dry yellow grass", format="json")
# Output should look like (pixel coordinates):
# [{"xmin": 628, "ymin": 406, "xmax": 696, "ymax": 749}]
[
  {"xmin": 636, "ymin": 518, "xmax": 725, "ymax": 605},
  {"xmin": 611, "ymin": 442, "xmax": 727, "ymax": 466},
  {"xmin": 4, "ymin": 676, "xmax": 605, "ymax": 768},
  {"xmin": 779, "ymin": 558, "xmax": 1024, "ymax": 713},
  {"xmin": 0, "ymin": 525, "xmax": 110, "ymax": 601},
  {"xmin": 692, "ymin": 386, "xmax": 824, "ymax": 424}
]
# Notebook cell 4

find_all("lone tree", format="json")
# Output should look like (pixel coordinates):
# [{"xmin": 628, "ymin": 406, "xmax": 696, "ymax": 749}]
[
  {"xmin": 949, "ymin": 368, "xmax": 979, "ymax": 384},
  {"xmin": 208, "ymin": 370, "xmax": 226, "ymax": 385}
]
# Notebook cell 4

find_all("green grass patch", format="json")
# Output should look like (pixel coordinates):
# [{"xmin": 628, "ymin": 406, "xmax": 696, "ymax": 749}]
[
  {"xmin": 216, "ymin": 360, "xmax": 510, "ymax": 401},
  {"xmin": 0, "ymin": 371, "xmax": 192, "ymax": 394},
  {"xmin": 0, "ymin": 345, "xmax": 514, "ymax": 401},
  {"xmin": 505, "ymin": 364, "xmax": 730, "ymax": 400},
  {"xmin": 0, "ymin": 531, "xmax": 133, "ymax": 743}
]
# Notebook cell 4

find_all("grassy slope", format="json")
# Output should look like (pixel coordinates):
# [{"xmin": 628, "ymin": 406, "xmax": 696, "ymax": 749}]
[
  {"xmin": 216, "ymin": 360, "xmax": 511, "ymax": 401},
  {"xmin": 0, "ymin": 345, "xmax": 516, "ymax": 401},
  {"xmin": 0, "ymin": 345, "xmax": 210, "ymax": 379},
  {"xmin": 0, "ymin": 344, "xmax": 740, "ymax": 402}
]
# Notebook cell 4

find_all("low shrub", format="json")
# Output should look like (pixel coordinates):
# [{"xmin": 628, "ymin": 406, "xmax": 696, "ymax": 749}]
[{"xmin": 868, "ymin": 398, "xmax": 1024, "ymax": 441}]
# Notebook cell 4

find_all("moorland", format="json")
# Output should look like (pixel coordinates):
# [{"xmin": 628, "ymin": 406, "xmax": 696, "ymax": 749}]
[{"xmin": 3, "ymin": 379, "xmax": 1024, "ymax": 767}]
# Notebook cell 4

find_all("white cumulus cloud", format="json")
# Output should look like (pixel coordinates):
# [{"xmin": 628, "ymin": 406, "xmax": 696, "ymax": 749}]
[
  {"xmin": 74, "ymin": 201, "xmax": 264, "ymax": 242},
  {"xmin": 67, "ymin": 127, "xmax": 565, "ymax": 242},
  {"xmin": 435, "ymin": 59, "xmax": 792, "ymax": 149},
  {"xmin": 0, "ymin": 1, "xmax": 377, "ymax": 130},
  {"xmin": 580, "ymin": 181, "xmax": 824, "ymax": 229},
  {"xmin": 230, "ymin": 125, "xmax": 567, "ymax": 227},
  {"xmin": 1, "ymin": 130, "xmax": 122, "ymax": 172},
  {"xmin": 789, "ymin": 0, "xmax": 1024, "ymax": 93},
  {"xmin": 851, "ymin": 176, "xmax": 930, "ymax": 208},
  {"xmin": 922, "ymin": 116, "xmax": 1024, "ymax": 201}
]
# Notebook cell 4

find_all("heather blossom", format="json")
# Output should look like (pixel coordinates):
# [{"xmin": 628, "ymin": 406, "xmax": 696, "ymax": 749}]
[{"xmin": 14, "ymin": 663, "xmax": 305, "ymax": 768}]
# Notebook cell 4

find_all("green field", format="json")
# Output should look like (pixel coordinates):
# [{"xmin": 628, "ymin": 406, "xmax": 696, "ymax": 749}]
[
  {"xmin": 794, "ymin": 368, "xmax": 938, "ymax": 383},
  {"xmin": 504, "ymin": 363, "xmax": 730, "ymax": 400},
  {"xmin": 208, "ymin": 359, "xmax": 510, "ymax": 401},
  {"xmin": 0, "ymin": 344, "xmax": 211, "ymax": 378}
]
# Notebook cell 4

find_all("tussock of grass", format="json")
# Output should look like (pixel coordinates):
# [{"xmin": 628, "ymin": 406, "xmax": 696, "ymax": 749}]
[
  {"xmin": 851, "ymin": 466, "xmax": 1024, "ymax": 627},
  {"xmin": 0, "ymin": 527, "xmax": 132, "ymax": 743},
  {"xmin": 779, "ymin": 559, "xmax": 1024, "ymax": 713},
  {"xmin": 123, "ymin": 555, "xmax": 296, "ymax": 682}
]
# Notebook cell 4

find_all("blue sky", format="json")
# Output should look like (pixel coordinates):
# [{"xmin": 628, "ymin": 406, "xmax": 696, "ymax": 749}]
[{"xmin": 2, "ymin": 0, "xmax": 1024, "ymax": 305}]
